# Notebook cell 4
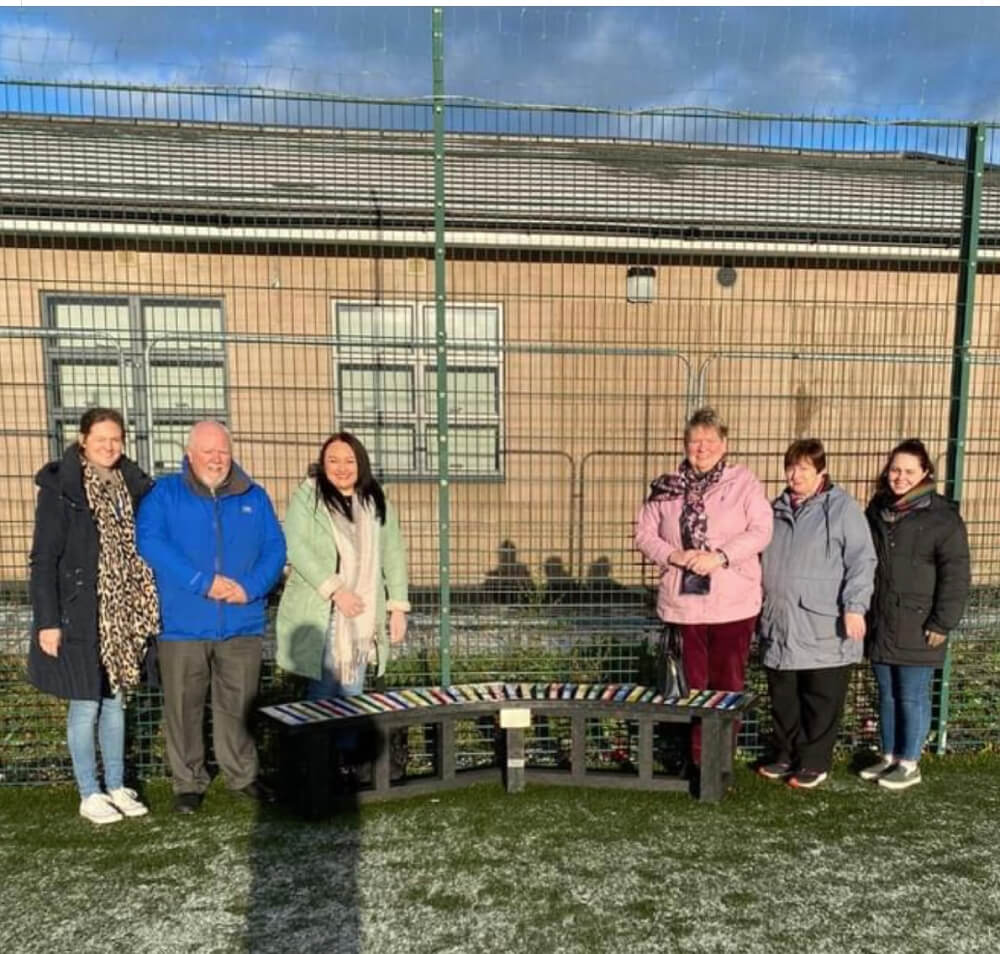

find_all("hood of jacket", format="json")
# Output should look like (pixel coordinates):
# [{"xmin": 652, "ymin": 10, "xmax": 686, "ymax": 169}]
[
  {"xmin": 772, "ymin": 481, "xmax": 840, "ymax": 557},
  {"xmin": 772, "ymin": 480, "xmax": 843, "ymax": 517},
  {"xmin": 35, "ymin": 443, "xmax": 152, "ymax": 506},
  {"xmin": 180, "ymin": 455, "xmax": 252, "ymax": 499}
]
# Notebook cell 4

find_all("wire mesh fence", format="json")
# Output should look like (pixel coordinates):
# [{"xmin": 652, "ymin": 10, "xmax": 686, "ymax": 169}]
[{"xmin": 1, "ymin": 72, "xmax": 999, "ymax": 785}]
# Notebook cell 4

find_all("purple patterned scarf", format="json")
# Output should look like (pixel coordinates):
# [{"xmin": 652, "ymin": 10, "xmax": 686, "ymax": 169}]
[{"xmin": 648, "ymin": 458, "xmax": 726, "ymax": 549}]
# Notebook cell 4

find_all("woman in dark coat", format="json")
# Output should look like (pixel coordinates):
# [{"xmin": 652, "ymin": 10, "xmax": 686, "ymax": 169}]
[
  {"xmin": 861, "ymin": 439, "xmax": 970, "ymax": 791},
  {"xmin": 28, "ymin": 408, "xmax": 161, "ymax": 824}
]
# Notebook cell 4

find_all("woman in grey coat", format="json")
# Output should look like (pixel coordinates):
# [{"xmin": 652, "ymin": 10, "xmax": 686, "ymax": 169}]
[{"xmin": 757, "ymin": 439, "xmax": 876, "ymax": 789}]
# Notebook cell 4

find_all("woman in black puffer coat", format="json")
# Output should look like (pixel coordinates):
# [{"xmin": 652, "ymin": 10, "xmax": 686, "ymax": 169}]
[
  {"xmin": 862, "ymin": 439, "xmax": 970, "ymax": 792},
  {"xmin": 28, "ymin": 408, "xmax": 160, "ymax": 824}
]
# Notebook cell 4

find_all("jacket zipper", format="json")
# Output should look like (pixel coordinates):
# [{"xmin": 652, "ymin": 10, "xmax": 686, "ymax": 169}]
[{"xmin": 212, "ymin": 488, "xmax": 224, "ymax": 639}]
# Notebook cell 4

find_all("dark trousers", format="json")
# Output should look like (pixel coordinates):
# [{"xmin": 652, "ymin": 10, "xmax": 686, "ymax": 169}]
[
  {"xmin": 678, "ymin": 616, "xmax": 756, "ymax": 764},
  {"xmin": 765, "ymin": 665, "xmax": 852, "ymax": 772},
  {"xmin": 158, "ymin": 636, "xmax": 262, "ymax": 794}
]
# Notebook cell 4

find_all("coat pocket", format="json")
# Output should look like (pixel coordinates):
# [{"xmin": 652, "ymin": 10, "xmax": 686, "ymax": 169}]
[
  {"xmin": 798, "ymin": 579, "xmax": 841, "ymax": 618},
  {"xmin": 893, "ymin": 594, "xmax": 931, "ymax": 651},
  {"xmin": 899, "ymin": 594, "xmax": 930, "ymax": 618}
]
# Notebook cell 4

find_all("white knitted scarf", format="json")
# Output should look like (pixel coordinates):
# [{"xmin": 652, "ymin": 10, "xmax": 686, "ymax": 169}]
[{"xmin": 327, "ymin": 496, "xmax": 380, "ymax": 685}]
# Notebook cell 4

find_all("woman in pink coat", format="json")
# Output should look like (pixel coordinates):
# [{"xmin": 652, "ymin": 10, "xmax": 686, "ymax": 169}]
[{"xmin": 635, "ymin": 407, "xmax": 773, "ymax": 762}]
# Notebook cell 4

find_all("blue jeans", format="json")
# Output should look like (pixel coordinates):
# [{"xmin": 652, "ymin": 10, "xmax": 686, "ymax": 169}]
[
  {"xmin": 872, "ymin": 663, "xmax": 935, "ymax": 762},
  {"xmin": 67, "ymin": 693, "xmax": 124, "ymax": 798}
]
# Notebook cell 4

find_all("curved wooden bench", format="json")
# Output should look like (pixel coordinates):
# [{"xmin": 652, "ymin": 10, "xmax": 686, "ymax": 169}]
[{"xmin": 261, "ymin": 683, "xmax": 754, "ymax": 816}]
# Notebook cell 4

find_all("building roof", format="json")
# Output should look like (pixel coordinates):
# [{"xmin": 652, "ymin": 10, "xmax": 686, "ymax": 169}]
[{"xmin": 0, "ymin": 113, "xmax": 997, "ymax": 255}]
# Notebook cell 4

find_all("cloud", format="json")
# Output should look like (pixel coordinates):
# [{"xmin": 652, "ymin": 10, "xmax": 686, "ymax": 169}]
[{"xmin": 1, "ymin": 6, "xmax": 999, "ymax": 125}]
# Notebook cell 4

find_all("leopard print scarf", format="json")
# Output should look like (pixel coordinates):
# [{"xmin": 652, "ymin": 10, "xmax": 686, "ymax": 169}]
[{"xmin": 81, "ymin": 460, "xmax": 161, "ymax": 695}]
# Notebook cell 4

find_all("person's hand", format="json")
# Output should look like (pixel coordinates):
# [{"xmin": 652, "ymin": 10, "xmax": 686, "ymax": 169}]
[
  {"xmin": 224, "ymin": 581, "xmax": 249, "ymax": 604},
  {"xmin": 38, "ymin": 627, "xmax": 61, "ymax": 657},
  {"xmin": 685, "ymin": 550, "xmax": 727, "ymax": 576},
  {"xmin": 669, "ymin": 549, "xmax": 703, "ymax": 569},
  {"xmin": 844, "ymin": 612, "xmax": 867, "ymax": 641},
  {"xmin": 389, "ymin": 609, "xmax": 407, "ymax": 645},
  {"xmin": 208, "ymin": 575, "xmax": 247, "ymax": 603},
  {"xmin": 334, "ymin": 590, "xmax": 365, "ymax": 618},
  {"xmin": 208, "ymin": 575, "xmax": 237, "ymax": 601},
  {"xmin": 925, "ymin": 630, "xmax": 947, "ymax": 649}
]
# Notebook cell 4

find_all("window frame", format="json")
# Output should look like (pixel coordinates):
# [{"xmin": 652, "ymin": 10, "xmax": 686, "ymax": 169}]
[
  {"xmin": 332, "ymin": 300, "xmax": 504, "ymax": 481},
  {"xmin": 42, "ymin": 293, "xmax": 228, "ymax": 475}
]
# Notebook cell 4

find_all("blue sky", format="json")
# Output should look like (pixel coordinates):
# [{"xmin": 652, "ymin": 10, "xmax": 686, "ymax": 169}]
[{"xmin": 0, "ymin": 6, "xmax": 997, "ymax": 124}]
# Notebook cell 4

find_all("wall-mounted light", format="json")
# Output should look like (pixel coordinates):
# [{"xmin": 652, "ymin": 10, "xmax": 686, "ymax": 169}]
[
  {"xmin": 626, "ymin": 266, "xmax": 656, "ymax": 303},
  {"xmin": 716, "ymin": 264, "xmax": 738, "ymax": 288}
]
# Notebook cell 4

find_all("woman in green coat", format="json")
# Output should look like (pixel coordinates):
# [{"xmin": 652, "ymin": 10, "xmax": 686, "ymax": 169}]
[{"xmin": 276, "ymin": 432, "xmax": 410, "ymax": 700}]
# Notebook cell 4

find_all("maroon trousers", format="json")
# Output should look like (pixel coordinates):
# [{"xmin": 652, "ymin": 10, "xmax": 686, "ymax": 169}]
[{"xmin": 677, "ymin": 615, "xmax": 757, "ymax": 763}]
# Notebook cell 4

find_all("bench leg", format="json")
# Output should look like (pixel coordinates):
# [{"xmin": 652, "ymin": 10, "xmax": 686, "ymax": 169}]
[
  {"xmin": 571, "ymin": 713, "xmax": 586, "ymax": 781},
  {"xmin": 373, "ymin": 723, "xmax": 392, "ymax": 794},
  {"xmin": 637, "ymin": 716, "xmax": 653, "ymax": 783},
  {"xmin": 699, "ymin": 715, "xmax": 725, "ymax": 803},
  {"xmin": 719, "ymin": 717, "xmax": 735, "ymax": 789},
  {"xmin": 504, "ymin": 727, "xmax": 526, "ymax": 793},
  {"xmin": 439, "ymin": 719, "xmax": 456, "ymax": 783},
  {"xmin": 300, "ymin": 729, "xmax": 333, "ymax": 819}
]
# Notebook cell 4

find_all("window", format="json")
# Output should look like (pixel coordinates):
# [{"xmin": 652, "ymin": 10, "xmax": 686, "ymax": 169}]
[
  {"xmin": 333, "ymin": 302, "xmax": 503, "ymax": 478},
  {"xmin": 44, "ymin": 296, "xmax": 226, "ymax": 473}
]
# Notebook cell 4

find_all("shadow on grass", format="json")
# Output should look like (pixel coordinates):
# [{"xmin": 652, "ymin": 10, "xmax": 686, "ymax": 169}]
[{"xmin": 244, "ymin": 715, "xmax": 388, "ymax": 954}]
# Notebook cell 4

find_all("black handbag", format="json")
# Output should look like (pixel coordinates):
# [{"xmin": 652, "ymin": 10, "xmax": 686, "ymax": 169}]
[
  {"xmin": 678, "ymin": 530, "xmax": 711, "ymax": 595},
  {"xmin": 142, "ymin": 635, "xmax": 161, "ymax": 689},
  {"xmin": 654, "ymin": 624, "xmax": 689, "ymax": 698},
  {"xmin": 679, "ymin": 568, "xmax": 711, "ymax": 595}
]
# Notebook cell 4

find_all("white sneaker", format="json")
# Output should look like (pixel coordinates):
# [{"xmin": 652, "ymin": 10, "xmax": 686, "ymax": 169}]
[
  {"xmin": 80, "ymin": 792, "xmax": 123, "ymax": 825},
  {"xmin": 107, "ymin": 787, "xmax": 149, "ymax": 818}
]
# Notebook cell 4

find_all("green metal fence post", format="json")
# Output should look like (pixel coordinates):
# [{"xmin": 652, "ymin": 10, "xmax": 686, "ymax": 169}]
[
  {"xmin": 431, "ymin": 7, "xmax": 452, "ymax": 686},
  {"xmin": 939, "ymin": 122, "xmax": 985, "ymax": 754}
]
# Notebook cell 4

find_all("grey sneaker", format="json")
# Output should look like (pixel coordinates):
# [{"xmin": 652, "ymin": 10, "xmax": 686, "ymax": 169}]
[
  {"xmin": 877, "ymin": 762, "xmax": 922, "ymax": 791},
  {"xmin": 859, "ymin": 756, "xmax": 895, "ymax": 781}
]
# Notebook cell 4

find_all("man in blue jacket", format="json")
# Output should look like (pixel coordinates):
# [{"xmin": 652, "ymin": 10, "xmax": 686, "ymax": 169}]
[{"xmin": 137, "ymin": 420, "xmax": 286, "ymax": 814}]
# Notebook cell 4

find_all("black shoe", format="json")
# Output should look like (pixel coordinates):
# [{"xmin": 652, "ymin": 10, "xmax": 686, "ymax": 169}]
[
  {"xmin": 756, "ymin": 760, "xmax": 793, "ymax": 781},
  {"xmin": 787, "ymin": 768, "xmax": 829, "ymax": 790},
  {"xmin": 173, "ymin": 792, "xmax": 203, "ymax": 814},
  {"xmin": 235, "ymin": 780, "xmax": 275, "ymax": 803}
]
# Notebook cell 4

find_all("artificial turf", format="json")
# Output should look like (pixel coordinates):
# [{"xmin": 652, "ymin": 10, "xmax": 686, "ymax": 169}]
[{"xmin": 2, "ymin": 754, "xmax": 998, "ymax": 954}]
